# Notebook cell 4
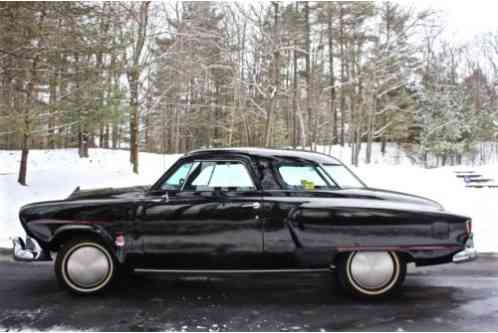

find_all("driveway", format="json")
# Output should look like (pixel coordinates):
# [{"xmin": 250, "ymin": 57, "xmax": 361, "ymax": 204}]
[{"xmin": 0, "ymin": 255, "xmax": 497, "ymax": 331}]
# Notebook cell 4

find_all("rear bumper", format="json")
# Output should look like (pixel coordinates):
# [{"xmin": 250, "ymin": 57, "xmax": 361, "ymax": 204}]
[
  {"xmin": 452, "ymin": 234, "xmax": 477, "ymax": 263},
  {"xmin": 12, "ymin": 236, "xmax": 51, "ymax": 262}
]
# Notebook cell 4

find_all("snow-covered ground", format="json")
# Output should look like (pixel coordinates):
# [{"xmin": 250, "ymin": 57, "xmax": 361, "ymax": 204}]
[{"xmin": 1, "ymin": 147, "xmax": 497, "ymax": 252}]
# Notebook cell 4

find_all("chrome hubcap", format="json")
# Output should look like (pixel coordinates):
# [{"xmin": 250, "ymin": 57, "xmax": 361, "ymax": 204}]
[
  {"xmin": 350, "ymin": 252, "xmax": 395, "ymax": 290},
  {"xmin": 66, "ymin": 246, "xmax": 110, "ymax": 288}
]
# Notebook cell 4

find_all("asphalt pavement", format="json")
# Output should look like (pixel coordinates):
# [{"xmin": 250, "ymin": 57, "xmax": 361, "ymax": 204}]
[{"xmin": 0, "ymin": 255, "xmax": 497, "ymax": 332}]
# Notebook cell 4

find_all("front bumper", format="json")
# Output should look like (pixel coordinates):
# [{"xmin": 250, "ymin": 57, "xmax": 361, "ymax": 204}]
[
  {"xmin": 452, "ymin": 234, "xmax": 477, "ymax": 263},
  {"xmin": 12, "ymin": 236, "xmax": 51, "ymax": 262}
]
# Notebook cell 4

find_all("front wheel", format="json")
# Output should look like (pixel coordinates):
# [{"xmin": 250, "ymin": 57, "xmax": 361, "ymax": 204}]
[
  {"xmin": 336, "ymin": 251, "xmax": 406, "ymax": 298},
  {"xmin": 55, "ymin": 238, "xmax": 117, "ymax": 295}
]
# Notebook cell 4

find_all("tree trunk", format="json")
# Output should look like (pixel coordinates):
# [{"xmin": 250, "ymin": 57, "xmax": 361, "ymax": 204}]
[
  {"xmin": 327, "ymin": 6, "xmax": 337, "ymax": 147},
  {"xmin": 129, "ymin": 67, "xmax": 139, "ymax": 173},
  {"xmin": 381, "ymin": 136, "xmax": 387, "ymax": 155},
  {"xmin": 127, "ymin": 1, "xmax": 150, "ymax": 173},
  {"xmin": 78, "ymin": 129, "xmax": 89, "ymax": 158},
  {"xmin": 365, "ymin": 95, "xmax": 376, "ymax": 164},
  {"xmin": 17, "ymin": 10, "xmax": 45, "ymax": 184},
  {"xmin": 18, "ymin": 132, "xmax": 29, "ymax": 186},
  {"xmin": 338, "ymin": 4, "xmax": 346, "ymax": 147},
  {"xmin": 112, "ymin": 124, "xmax": 118, "ymax": 149},
  {"xmin": 304, "ymin": 2, "xmax": 312, "ymax": 149},
  {"xmin": 263, "ymin": 2, "xmax": 280, "ymax": 147},
  {"xmin": 48, "ymin": 60, "xmax": 57, "ymax": 149},
  {"xmin": 292, "ymin": 26, "xmax": 298, "ymax": 148},
  {"xmin": 104, "ymin": 125, "xmax": 109, "ymax": 149}
]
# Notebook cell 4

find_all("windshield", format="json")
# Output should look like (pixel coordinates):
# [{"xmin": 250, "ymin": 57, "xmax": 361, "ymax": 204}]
[{"xmin": 320, "ymin": 164, "xmax": 365, "ymax": 189}]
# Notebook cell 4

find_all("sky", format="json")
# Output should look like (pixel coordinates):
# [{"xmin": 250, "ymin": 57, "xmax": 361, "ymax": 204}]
[{"xmin": 403, "ymin": 0, "xmax": 498, "ymax": 44}]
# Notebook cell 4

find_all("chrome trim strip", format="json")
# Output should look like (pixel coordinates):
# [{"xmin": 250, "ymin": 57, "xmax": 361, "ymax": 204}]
[{"xmin": 134, "ymin": 267, "xmax": 334, "ymax": 274}]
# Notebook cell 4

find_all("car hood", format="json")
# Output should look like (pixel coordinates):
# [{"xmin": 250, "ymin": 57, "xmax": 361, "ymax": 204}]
[
  {"xmin": 65, "ymin": 185, "xmax": 151, "ymax": 201},
  {"xmin": 20, "ymin": 185, "xmax": 150, "ymax": 213}
]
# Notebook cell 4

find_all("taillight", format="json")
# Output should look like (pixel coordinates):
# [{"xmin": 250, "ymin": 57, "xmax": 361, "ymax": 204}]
[
  {"xmin": 115, "ymin": 234, "xmax": 125, "ymax": 247},
  {"xmin": 465, "ymin": 220, "xmax": 472, "ymax": 235}
]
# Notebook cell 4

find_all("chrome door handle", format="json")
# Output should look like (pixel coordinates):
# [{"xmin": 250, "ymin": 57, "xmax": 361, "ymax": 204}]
[
  {"xmin": 242, "ymin": 202, "xmax": 261, "ymax": 209},
  {"xmin": 149, "ymin": 193, "xmax": 169, "ymax": 203}
]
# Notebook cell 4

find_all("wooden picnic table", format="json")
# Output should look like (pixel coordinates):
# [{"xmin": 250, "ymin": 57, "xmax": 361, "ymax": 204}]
[
  {"xmin": 456, "ymin": 174, "xmax": 482, "ymax": 179},
  {"xmin": 465, "ymin": 178, "xmax": 494, "ymax": 183}
]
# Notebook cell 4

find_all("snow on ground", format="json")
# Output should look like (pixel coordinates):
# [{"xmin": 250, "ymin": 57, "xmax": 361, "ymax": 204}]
[{"xmin": 1, "ymin": 146, "xmax": 497, "ymax": 252}]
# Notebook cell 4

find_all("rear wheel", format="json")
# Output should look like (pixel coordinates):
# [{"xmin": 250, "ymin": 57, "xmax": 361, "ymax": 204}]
[
  {"xmin": 55, "ymin": 238, "xmax": 117, "ymax": 295},
  {"xmin": 336, "ymin": 251, "xmax": 406, "ymax": 298}
]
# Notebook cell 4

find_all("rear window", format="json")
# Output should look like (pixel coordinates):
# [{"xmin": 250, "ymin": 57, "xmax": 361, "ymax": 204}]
[
  {"xmin": 278, "ymin": 165, "xmax": 331, "ymax": 190},
  {"xmin": 321, "ymin": 164, "xmax": 365, "ymax": 188}
]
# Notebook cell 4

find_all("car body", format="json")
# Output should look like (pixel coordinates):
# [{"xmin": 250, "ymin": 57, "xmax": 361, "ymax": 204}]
[{"xmin": 12, "ymin": 148, "xmax": 477, "ymax": 297}]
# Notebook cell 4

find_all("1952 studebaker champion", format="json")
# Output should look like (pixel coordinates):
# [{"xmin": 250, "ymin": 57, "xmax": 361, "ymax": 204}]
[{"xmin": 12, "ymin": 148, "xmax": 477, "ymax": 298}]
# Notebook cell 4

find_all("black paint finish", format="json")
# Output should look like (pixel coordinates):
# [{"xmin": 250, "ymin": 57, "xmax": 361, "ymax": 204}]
[{"xmin": 18, "ymin": 148, "xmax": 471, "ymax": 270}]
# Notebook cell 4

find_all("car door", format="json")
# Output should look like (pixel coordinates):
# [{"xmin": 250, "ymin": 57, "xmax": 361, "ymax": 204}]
[{"xmin": 138, "ymin": 158, "xmax": 264, "ymax": 269}]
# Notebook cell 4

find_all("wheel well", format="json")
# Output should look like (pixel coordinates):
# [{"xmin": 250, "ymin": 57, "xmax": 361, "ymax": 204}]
[
  {"xmin": 398, "ymin": 251, "xmax": 415, "ymax": 263},
  {"xmin": 49, "ymin": 229, "xmax": 110, "ymax": 252},
  {"xmin": 334, "ymin": 250, "xmax": 414, "ymax": 266}
]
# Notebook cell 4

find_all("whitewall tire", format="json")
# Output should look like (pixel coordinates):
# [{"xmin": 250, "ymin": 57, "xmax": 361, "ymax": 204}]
[
  {"xmin": 55, "ymin": 238, "xmax": 117, "ymax": 295},
  {"xmin": 336, "ymin": 251, "xmax": 406, "ymax": 298}
]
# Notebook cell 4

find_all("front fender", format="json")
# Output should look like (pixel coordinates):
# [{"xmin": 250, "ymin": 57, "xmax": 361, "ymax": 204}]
[
  {"xmin": 48, "ymin": 224, "xmax": 126, "ymax": 264},
  {"xmin": 50, "ymin": 224, "xmax": 114, "ymax": 248}
]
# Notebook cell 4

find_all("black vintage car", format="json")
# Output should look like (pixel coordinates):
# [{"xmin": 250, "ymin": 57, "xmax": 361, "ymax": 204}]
[{"xmin": 13, "ymin": 148, "xmax": 476, "ymax": 298}]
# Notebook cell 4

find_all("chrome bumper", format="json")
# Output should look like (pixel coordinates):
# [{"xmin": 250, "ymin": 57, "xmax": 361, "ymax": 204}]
[
  {"xmin": 12, "ymin": 236, "xmax": 51, "ymax": 262},
  {"xmin": 453, "ymin": 234, "xmax": 477, "ymax": 263}
]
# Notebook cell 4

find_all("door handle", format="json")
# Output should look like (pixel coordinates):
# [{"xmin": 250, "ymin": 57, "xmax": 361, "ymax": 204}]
[
  {"xmin": 148, "ymin": 193, "xmax": 170, "ymax": 203},
  {"xmin": 242, "ymin": 202, "xmax": 261, "ymax": 209}
]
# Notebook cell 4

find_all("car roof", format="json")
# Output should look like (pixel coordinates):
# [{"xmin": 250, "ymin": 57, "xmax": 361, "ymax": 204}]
[{"xmin": 184, "ymin": 147, "xmax": 342, "ymax": 164}]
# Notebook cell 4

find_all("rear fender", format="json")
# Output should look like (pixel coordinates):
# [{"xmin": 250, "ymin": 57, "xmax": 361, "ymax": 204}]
[{"xmin": 287, "ymin": 205, "xmax": 461, "ymax": 266}]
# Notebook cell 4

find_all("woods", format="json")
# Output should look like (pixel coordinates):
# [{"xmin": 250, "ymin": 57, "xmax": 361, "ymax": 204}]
[{"xmin": 1, "ymin": 2, "xmax": 497, "ymax": 185}]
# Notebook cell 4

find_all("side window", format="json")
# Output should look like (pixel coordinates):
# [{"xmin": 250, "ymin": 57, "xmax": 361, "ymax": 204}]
[
  {"xmin": 278, "ymin": 165, "xmax": 328, "ymax": 189},
  {"xmin": 210, "ymin": 163, "xmax": 254, "ymax": 187},
  {"xmin": 161, "ymin": 162, "xmax": 193, "ymax": 190},
  {"xmin": 191, "ymin": 162, "xmax": 215, "ymax": 187},
  {"xmin": 184, "ymin": 161, "xmax": 255, "ymax": 191}
]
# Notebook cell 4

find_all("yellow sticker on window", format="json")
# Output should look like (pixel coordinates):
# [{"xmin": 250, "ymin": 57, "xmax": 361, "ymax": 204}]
[{"xmin": 301, "ymin": 180, "xmax": 315, "ymax": 190}]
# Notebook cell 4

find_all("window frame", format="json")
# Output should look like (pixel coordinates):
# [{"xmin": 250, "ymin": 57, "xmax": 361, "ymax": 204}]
[
  {"xmin": 319, "ymin": 163, "xmax": 367, "ymax": 189},
  {"xmin": 275, "ymin": 162, "xmax": 337, "ymax": 190},
  {"xmin": 152, "ymin": 157, "xmax": 261, "ymax": 193},
  {"xmin": 159, "ymin": 161, "xmax": 195, "ymax": 191},
  {"xmin": 181, "ymin": 159, "xmax": 257, "ymax": 192}
]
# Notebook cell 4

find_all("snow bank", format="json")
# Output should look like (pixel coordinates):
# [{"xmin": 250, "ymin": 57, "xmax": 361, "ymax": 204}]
[{"xmin": 1, "ymin": 147, "xmax": 497, "ymax": 252}]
